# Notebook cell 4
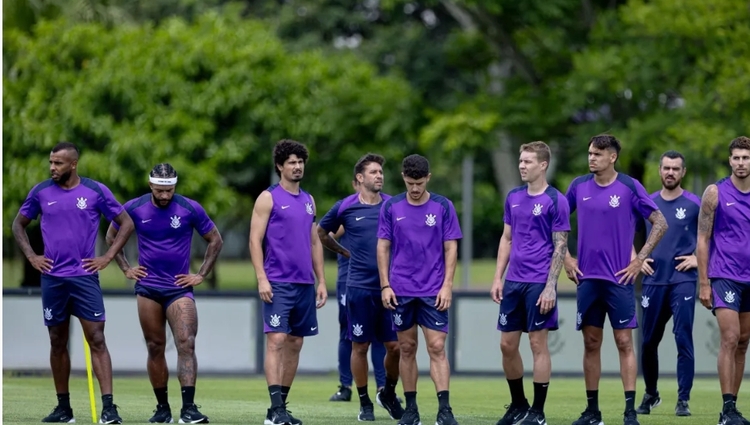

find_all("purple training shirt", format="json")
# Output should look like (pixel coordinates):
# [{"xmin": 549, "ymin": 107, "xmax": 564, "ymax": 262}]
[{"xmin": 708, "ymin": 176, "xmax": 750, "ymax": 282}]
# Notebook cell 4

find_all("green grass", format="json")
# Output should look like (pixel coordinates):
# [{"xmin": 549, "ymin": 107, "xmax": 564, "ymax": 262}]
[
  {"xmin": 2, "ymin": 375, "xmax": 739, "ymax": 424},
  {"xmin": 2, "ymin": 259, "xmax": 578, "ymax": 293}
]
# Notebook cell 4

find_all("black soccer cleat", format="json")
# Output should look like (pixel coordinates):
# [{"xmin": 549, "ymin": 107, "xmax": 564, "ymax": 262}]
[
  {"xmin": 99, "ymin": 404, "xmax": 122, "ymax": 424},
  {"xmin": 496, "ymin": 402, "xmax": 529, "ymax": 425},
  {"xmin": 675, "ymin": 400, "xmax": 691, "ymax": 417},
  {"xmin": 266, "ymin": 405, "xmax": 293, "ymax": 425},
  {"xmin": 264, "ymin": 403, "xmax": 302, "ymax": 425},
  {"xmin": 329, "ymin": 385, "xmax": 352, "ymax": 402},
  {"xmin": 41, "ymin": 405, "xmax": 75, "ymax": 423},
  {"xmin": 635, "ymin": 393, "xmax": 661, "ymax": 415},
  {"xmin": 571, "ymin": 408, "xmax": 604, "ymax": 425},
  {"xmin": 623, "ymin": 408, "xmax": 640, "ymax": 425},
  {"xmin": 398, "ymin": 405, "xmax": 421, "ymax": 425},
  {"xmin": 178, "ymin": 404, "xmax": 208, "ymax": 423},
  {"xmin": 149, "ymin": 403, "xmax": 174, "ymax": 423},
  {"xmin": 436, "ymin": 406, "xmax": 459, "ymax": 425},
  {"xmin": 358, "ymin": 403, "xmax": 375, "ymax": 421},
  {"xmin": 376, "ymin": 389, "xmax": 405, "ymax": 420},
  {"xmin": 519, "ymin": 409, "xmax": 546, "ymax": 425},
  {"xmin": 721, "ymin": 405, "xmax": 747, "ymax": 425}
]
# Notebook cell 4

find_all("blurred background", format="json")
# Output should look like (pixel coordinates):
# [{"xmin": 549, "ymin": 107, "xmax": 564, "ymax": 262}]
[{"xmin": 3, "ymin": 0, "xmax": 749, "ymax": 292}]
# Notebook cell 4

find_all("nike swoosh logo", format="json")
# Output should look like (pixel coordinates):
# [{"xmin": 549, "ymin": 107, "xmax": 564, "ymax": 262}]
[
  {"xmin": 619, "ymin": 319, "xmax": 629, "ymax": 323},
  {"xmin": 535, "ymin": 321, "xmax": 545, "ymax": 326},
  {"xmin": 142, "ymin": 219, "xmax": 151, "ymax": 223},
  {"xmin": 727, "ymin": 202, "xmax": 735, "ymax": 206},
  {"xmin": 356, "ymin": 217, "xmax": 365, "ymax": 221},
  {"xmin": 94, "ymin": 312, "xmax": 103, "ymax": 317},
  {"xmin": 47, "ymin": 201, "xmax": 57, "ymax": 205},
  {"xmin": 281, "ymin": 205, "xmax": 290, "ymax": 209},
  {"xmin": 511, "ymin": 204, "xmax": 520, "ymax": 208},
  {"xmin": 684, "ymin": 296, "xmax": 693, "ymax": 300},
  {"xmin": 396, "ymin": 217, "xmax": 406, "ymax": 221},
  {"xmin": 311, "ymin": 327, "xmax": 317, "ymax": 331},
  {"xmin": 583, "ymin": 197, "xmax": 592, "ymax": 201},
  {"xmin": 435, "ymin": 322, "xmax": 445, "ymax": 326}
]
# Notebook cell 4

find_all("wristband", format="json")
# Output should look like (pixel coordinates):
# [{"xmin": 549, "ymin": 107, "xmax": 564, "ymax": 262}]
[{"xmin": 381, "ymin": 285, "xmax": 391, "ymax": 291}]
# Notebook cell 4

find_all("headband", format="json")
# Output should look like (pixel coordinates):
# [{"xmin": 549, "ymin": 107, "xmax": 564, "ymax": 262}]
[{"xmin": 149, "ymin": 176, "xmax": 177, "ymax": 185}]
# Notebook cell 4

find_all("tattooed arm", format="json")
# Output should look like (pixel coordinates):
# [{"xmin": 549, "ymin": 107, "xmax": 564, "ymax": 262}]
[
  {"xmin": 197, "ymin": 227, "xmax": 223, "ymax": 278},
  {"xmin": 636, "ymin": 210, "xmax": 669, "ymax": 261},
  {"xmin": 546, "ymin": 231, "xmax": 569, "ymax": 288},
  {"xmin": 316, "ymin": 225, "xmax": 350, "ymax": 258},
  {"xmin": 697, "ymin": 184, "xmax": 718, "ymax": 289}
]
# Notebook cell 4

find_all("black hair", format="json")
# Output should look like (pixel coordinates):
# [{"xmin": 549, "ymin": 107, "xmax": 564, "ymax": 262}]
[
  {"xmin": 273, "ymin": 139, "xmax": 309, "ymax": 177},
  {"xmin": 402, "ymin": 154, "xmax": 430, "ymax": 179},
  {"xmin": 659, "ymin": 150, "xmax": 685, "ymax": 168},
  {"xmin": 353, "ymin": 153, "xmax": 385, "ymax": 180},
  {"xmin": 51, "ymin": 141, "xmax": 80, "ymax": 159},
  {"xmin": 150, "ymin": 163, "xmax": 178, "ymax": 178},
  {"xmin": 589, "ymin": 134, "xmax": 622, "ymax": 159}
]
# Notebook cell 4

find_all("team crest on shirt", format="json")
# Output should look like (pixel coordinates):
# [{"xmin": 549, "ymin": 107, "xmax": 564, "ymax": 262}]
[
  {"xmin": 352, "ymin": 323, "xmax": 363, "ymax": 337},
  {"xmin": 725, "ymin": 291, "xmax": 736, "ymax": 304},
  {"xmin": 170, "ymin": 215, "xmax": 181, "ymax": 229},
  {"xmin": 499, "ymin": 313, "xmax": 508, "ymax": 326},
  {"xmin": 675, "ymin": 208, "xmax": 686, "ymax": 220},
  {"xmin": 76, "ymin": 197, "xmax": 87, "ymax": 209},
  {"xmin": 532, "ymin": 204, "xmax": 543, "ymax": 216},
  {"xmin": 43, "ymin": 307, "xmax": 52, "ymax": 321},
  {"xmin": 305, "ymin": 202, "xmax": 314, "ymax": 215},
  {"xmin": 425, "ymin": 214, "xmax": 437, "ymax": 227},
  {"xmin": 269, "ymin": 314, "xmax": 281, "ymax": 327},
  {"xmin": 609, "ymin": 195, "xmax": 620, "ymax": 208},
  {"xmin": 641, "ymin": 296, "xmax": 650, "ymax": 308},
  {"xmin": 393, "ymin": 314, "xmax": 403, "ymax": 326}
]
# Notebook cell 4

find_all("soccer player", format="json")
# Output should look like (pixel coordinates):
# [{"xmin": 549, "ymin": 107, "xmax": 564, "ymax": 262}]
[
  {"xmin": 635, "ymin": 151, "xmax": 699, "ymax": 417},
  {"xmin": 491, "ymin": 141, "xmax": 570, "ymax": 425},
  {"xmin": 11, "ymin": 142, "xmax": 135, "ymax": 424},
  {"xmin": 318, "ymin": 153, "xmax": 405, "ymax": 421},
  {"xmin": 249, "ymin": 139, "xmax": 327, "ymax": 425},
  {"xmin": 377, "ymin": 154, "xmax": 463, "ymax": 425},
  {"xmin": 563, "ymin": 134, "xmax": 668, "ymax": 425},
  {"xmin": 105, "ymin": 163, "xmax": 223, "ymax": 424},
  {"xmin": 697, "ymin": 136, "xmax": 750, "ymax": 425},
  {"xmin": 328, "ymin": 180, "xmax": 391, "ymax": 404}
]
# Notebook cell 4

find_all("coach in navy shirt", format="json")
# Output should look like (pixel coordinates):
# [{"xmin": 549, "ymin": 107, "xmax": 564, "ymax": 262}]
[{"xmin": 636, "ymin": 151, "xmax": 699, "ymax": 417}]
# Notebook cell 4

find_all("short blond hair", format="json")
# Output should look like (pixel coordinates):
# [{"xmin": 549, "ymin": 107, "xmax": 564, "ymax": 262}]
[{"xmin": 519, "ymin": 141, "xmax": 551, "ymax": 165}]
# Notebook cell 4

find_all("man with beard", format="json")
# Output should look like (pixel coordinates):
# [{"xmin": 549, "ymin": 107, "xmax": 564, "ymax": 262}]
[
  {"xmin": 378, "ymin": 154, "xmax": 463, "ymax": 425},
  {"xmin": 12, "ymin": 141, "xmax": 135, "ymax": 424},
  {"xmin": 106, "ymin": 163, "xmax": 223, "ymax": 424},
  {"xmin": 563, "ymin": 134, "xmax": 668, "ymax": 425},
  {"xmin": 250, "ymin": 139, "xmax": 327, "ymax": 425},
  {"xmin": 318, "ymin": 153, "xmax": 405, "ymax": 422},
  {"xmin": 697, "ymin": 136, "xmax": 750, "ymax": 425},
  {"xmin": 635, "ymin": 151, "xmax": 699, "ymax": 418}
]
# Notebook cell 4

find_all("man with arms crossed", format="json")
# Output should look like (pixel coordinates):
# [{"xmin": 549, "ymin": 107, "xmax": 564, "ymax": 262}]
[
  {"xmin": 249, "ymin": 139, "xmax": 327, "ymax": 425},
  {"xmin": 635, "ymin": 151, "xmax": 699, "ymax": 417},
  {"xmin": 378, "ymin": 154, "xmax": 463, "ymax": 425},
  {"xmin": 491, "ymin": 141, "xmax": 570, "ymax": 425},
  {"xmin": 106, "ymin": 163, "xmax": 223, "ymax": 424},
  {"xmin": 697, "ymin": 136, "xmax": 750, "ymax": 425},
  {"xmin": 319, "ymin": 154, "xmax": 405, "ymax": 421},
  {"xmin": 12, "ymin": 141, "xmax": 135, "ymax": 424},
  {"xmin": 563, "ymin": 134, "xmax": 668, "ymax": 425}
]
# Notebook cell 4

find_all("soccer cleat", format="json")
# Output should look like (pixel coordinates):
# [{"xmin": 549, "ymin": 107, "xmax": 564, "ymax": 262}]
[
  {"xmin": 675, "ymin": 400, "xmax": 691, "ymax": 417},
  {"xmin": 519, "ymin": 409, "xmax": 546, "ymax": 425},
  {"xmin": 266, "ymin": 405, "xmax": 293, "ymax": 425},
  {"xmin": 571, "ymin": 408, "xmax": 604, "ymax": 425},
  {"xmin": 99, "ymin": 405, "xmax": 122, "ymax": 424},
  {"xmin": 178, "ymin": 404, "xmax": 209, "ymax": 424},
  {"xmin": 149, "ymin": 403, "xmax": 174, "ymax": 423},
  {"xmin": 436, "ymin": 406, "xmax": 459, "ymax": 425},
  {"xmin": 329, "ymin": 385, "xmax": 352, "ymax": 402},
  {"xmin": 635, "ymin": 393, "xmax": 660, "ymax": 415},
  {"xmin": 736, "ymin": 406, "xmax": 750, "ymax": 425},
  {"xmin": 264, "ymin": 403, "xmax": 302, "ymax": 425},
  {"xmin": 496, "ymin": 403, "xmax": 529, "ymax": 425},
  {"xmin": 358, "ymin": 404, "xmax": 375, "ymax": 421},
  {"xmin": 376, "ymin": 389, "xmax": 405, "ymax": 420},
  {"xmin": 623, "ymin": 408, "xmax": 639, "ymax": 425},
  {"xmin": 721, "ymin": 405, "xmax": 746, "ymax": 425},
  {"xmin": 398, "ymin": 405, "xmax": 421, "ymax": 425},
  {"xmin": 41, "ymin": 405, "xmax": 75, "ymax": 423}
]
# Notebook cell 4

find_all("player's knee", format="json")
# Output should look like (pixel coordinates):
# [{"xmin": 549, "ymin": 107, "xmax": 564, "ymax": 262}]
[
  {"xmin": 48, "ymin": 331, "xmax": 68, "ymax": 354},
  {"xmin": 266, "ymin": 333, "xmax": 287, "ymax": 352},
  {"xmin": 426, "ymin": 337, "xmax": 446, "ymax": 357},
  {"xmin": 385, "ymin": 341, "xmax": 400, "ymax": 356},
  {"xmin": 286, "ymin": 335, "xmax": 303, "ymax": 353},
  {"xmin": 398, "ymin": 339, "xmax": 417, "ymax": 358},
  {"xmin": 614, "ymin": 332, "xmax": 633, "ymax": 352},
  {"xmin": 500, "ymin": 338, "xmax": 520, "ymax": 356},
  {"xmin": 528, "ymin": 333, "xmax": 548, "ymax": 355},
  {"xmin": 352, "ymin": 342, "xmax": 370, "ymax": 356},
  {"xmin": 86, "ymin": 329, "xmax": 107, "ymax": 352},
  {"xmin": 146, "ymin": 339, "xmax": 166, "ymax": 357},
  {"xmin": 175, "ymin": 334, "xmax": 196, "ymax": 355},
  {"xmin": 721, "ymin": 331, "xmax": 740, "ymax": 350},
  {"xmin": 582, "ymin": 333, "xmax": 602, "ymax": 352}
]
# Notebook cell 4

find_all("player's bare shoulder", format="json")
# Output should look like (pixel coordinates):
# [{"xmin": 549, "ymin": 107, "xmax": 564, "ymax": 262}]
[{"xmin": 253, "ymin": 190, "xmax": 274, "ymax": 212}]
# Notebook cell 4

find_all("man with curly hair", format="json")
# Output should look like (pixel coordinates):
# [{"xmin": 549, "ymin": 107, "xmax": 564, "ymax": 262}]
[{"xmin": 249, "ymin": 139, "xmax": 328, "ymax": 425}]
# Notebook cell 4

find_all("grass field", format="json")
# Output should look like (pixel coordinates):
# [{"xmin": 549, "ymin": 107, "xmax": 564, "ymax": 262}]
[
  {"xmin": 2, "ymin": 375, "xmax": 740, "ymax": 424},
  {"xmin": 2, "ymin": 259, "xmax": 579, "ymax": 293}
]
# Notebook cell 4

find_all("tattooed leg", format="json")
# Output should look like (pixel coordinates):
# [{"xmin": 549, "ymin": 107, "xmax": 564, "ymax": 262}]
[{"xmin": 166, "ymin": 297, "xmax": 198, "ymax": 387}]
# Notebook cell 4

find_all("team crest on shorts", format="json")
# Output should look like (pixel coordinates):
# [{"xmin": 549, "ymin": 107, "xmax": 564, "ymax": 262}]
[
  {"xmin": 352, "ymin": 323, "xmax": 363, "ymax": 337},
  {"xmin": 269, "ymin": 314, "xmax": 281, "ymax": 327},
  {"xmin": 43, "ymin": 307, "xmax": 52, "ymax": 321},
  {"xmin": 499, "ymin": 313, "xmax": 508, "ymax": 326},
  {"xmin": 170, "ymin": 215, "xmax": 181, "ymax": 229},
  {"xmin": 393, "ymin": 314, "xmax": 403, "ymax": 326},
  {"xmin": 725, "ymin": 291, "xmax": 736, "ymax": 304}
]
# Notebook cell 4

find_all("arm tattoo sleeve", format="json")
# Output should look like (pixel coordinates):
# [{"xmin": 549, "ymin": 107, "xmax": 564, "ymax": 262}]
[
  {"xmin": 546, "ymin": 231, "xmax": 568, "ymax": 288},
  {"xmin": 637, "ymin": 210, "xmax": 668, "ymax": 261}
]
